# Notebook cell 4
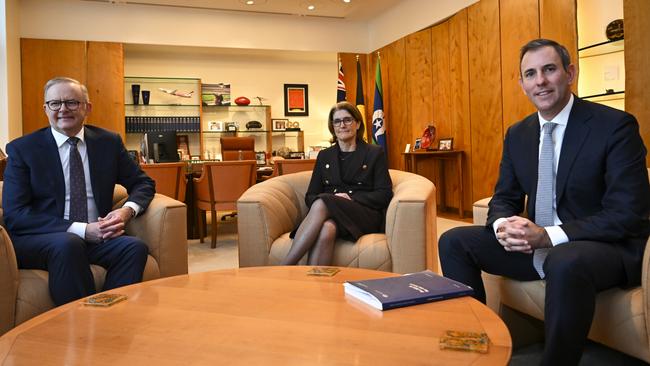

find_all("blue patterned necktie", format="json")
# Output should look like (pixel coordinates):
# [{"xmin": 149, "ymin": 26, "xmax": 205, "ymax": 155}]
[
  {"xmin": 67, "ymin": 137, "xmax": 88, "ymax": 222},
  {"xmin": 533, "ymin": 122, "xmax": 558, "ymax": 278}
]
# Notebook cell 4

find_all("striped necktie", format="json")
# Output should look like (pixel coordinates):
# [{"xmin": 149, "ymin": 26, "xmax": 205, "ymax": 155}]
[
  {"xmin": 532, "ymin": 122, "xmax": 558, "ymax": 278},
  {"xmin": 67, "ymin": 137, "xmax": 88, "ymax": 222}
]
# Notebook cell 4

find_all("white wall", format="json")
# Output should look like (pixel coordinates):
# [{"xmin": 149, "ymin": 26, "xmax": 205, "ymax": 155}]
[
  {"xmin": 368, "ymin": 0, "xmax": 478, "ymax": 51},
  {"xmin": 124, "ymin": 44, "xmax": 336, "ymax": 153}
]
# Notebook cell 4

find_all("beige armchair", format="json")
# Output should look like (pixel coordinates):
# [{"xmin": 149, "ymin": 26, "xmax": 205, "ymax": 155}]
[
  {"xmin": 472, "ymin": 169, "xmax": 650, "ymax": 362},
  {"xmin": 237, "ymin": 169, "xmax": 437, "ymax": 274},
  {"xmin": 0, "ymin": 183, "xmax": 188, "ymax": 335}
]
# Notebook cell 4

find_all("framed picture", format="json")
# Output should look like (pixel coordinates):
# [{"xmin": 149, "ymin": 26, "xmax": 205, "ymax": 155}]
[
  {"xmin": 283, "ymin": 84, "xmax": 309, "ymax": 116},
  {"xmin": 255, "ymin": 151, "xmax": 266, "ymax": 165},
  {"xmin": 414, "ymin": 138, "xmax": 422, "ymax": 150},
  {"xmin": 272, "ymin": 118, "xmax": 288, "ymax": 131},
  {"xmin": 176, "ymin": 135, "xmax": 190, "ymax": 159},
  {"xmin": 208, "ymin": 121, "xmax": 223, "ymax": 131},
  {"xmin": 438, "ymin": 138, "xmax": 454, "ymax": 151}
]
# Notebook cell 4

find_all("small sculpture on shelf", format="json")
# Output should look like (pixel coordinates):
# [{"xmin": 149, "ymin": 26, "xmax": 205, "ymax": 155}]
[
  {"xmin": 254, "ymin": 96, "xmax": 267, "ymax": 105},
  {"xmin": 420, "ymin": 124, "xmax": 437, "ymax": 150},
  {"xmin": 158, "ymin": 88, "xmax": 194, "ymax": 98}
]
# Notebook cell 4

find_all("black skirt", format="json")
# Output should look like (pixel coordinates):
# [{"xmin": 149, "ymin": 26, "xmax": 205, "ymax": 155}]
[{"xmin": 291, "ymin": 193, "xmax": 384, "ymax": 242}]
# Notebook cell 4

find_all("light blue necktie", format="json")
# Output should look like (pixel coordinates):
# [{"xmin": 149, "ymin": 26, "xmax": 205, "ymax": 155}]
[{"xmin": 532, "ymin": 122, "xmax": 557, "ymax": 278}]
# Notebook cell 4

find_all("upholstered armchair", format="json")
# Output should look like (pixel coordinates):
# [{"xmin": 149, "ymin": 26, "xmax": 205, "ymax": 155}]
[
  {"xmin": 0, "ymin": 184, "xmax": 188, "ymax": 335},
  {"xmin": 472, "ymin": 168, "xmax": 650, "ymax": 362},
  {"xmin": 237, "ymin": 169, "xmax": 437, "ymax": 274}
]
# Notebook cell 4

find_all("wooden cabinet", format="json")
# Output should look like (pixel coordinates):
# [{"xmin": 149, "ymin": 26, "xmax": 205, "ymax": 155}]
[{"xmin": 20, "ymin": 39, "xmax": 124, "ymax": 136}]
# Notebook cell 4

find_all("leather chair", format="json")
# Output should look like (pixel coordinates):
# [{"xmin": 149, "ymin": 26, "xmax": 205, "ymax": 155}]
[
  {"xmin": 237, "ymin": 169, "xmax": 437, "ymax": 274},
  {"xmin": 262, "ymin": 159, "xmax": 316, "ymax": 181},
  {"xmin": 194, "ymin": 160, "xmax": 257, "ymax": 248},
  {"xmin": 471, "ymin": 168, "xmax": 650, "ymax": 362},
  {"xmin": 141, "ymin": 162, "xmax": 188, "ymax": 202},
  {"xmin": 0, "ymin": 183, "xmax": 188, "ymax": 335},
  {"xmin": 220, "ymin": 137, "xmax": 256, "ymax": 161}
]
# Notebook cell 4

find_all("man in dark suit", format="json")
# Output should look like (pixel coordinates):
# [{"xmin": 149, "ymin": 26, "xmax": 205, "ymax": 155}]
[
  {"xmin": 3, "ymin": 77, "xmax": 155, "ymax": 306},
  {"xmin": 439, "ymin": 39, "xmax": 650, "ymax": 365}
]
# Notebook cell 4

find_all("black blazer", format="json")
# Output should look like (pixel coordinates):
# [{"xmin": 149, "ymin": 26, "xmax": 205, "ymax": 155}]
[
  {"xmin": 487, "ymin": 97, "xmax": 650, "ymax": 286},
  {"xmin": 306, "ymin": 141, "xmax": 393, "ymax": 211},
  {"xmin": 3, "ymin": 125, "xmax": 155, "ymax": 237}
]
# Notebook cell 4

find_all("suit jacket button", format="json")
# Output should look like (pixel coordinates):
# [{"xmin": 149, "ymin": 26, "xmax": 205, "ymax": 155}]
[
  {"xmin": 357, "ymin": 182, "xmax": 362, "ymax": 185},
  {"xmin": 348, "ymin": 190, "xmax": 352, "ymax": 194},
  {"xmin": 325, "ymin": 164, "xmax": 330, "ymax": 169},
  {"xmin": 362, "ymin": 164, "xmax": 367, "ymax": 169},
  {"xmin": 325, "ymin": 180, "xmax": 329, "ymax": 184},
  {"xmin": 334, "ymin": 188, "xmax": 337, "ymax": 192}
]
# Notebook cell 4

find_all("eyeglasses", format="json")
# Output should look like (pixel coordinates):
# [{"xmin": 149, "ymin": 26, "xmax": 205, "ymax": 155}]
[
  {"xmin": 45, "ymin": 100, "xmax": 83, "ymax": 111},
  {"xmin": 332, "ymin": 117, "xmax": 355, "ymax": 127}
]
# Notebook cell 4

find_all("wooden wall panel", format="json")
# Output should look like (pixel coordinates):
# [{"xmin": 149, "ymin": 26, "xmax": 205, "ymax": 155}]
[
  {"xmin": 624, "ymin": 0, "xmax": 650, "ymax": 166},
  {"xmin": 540, "ymin": 0, "xmax": 578, "ymax": 92},
  {"xmin": 405, "ymin": 29, "xmax": 433, "ymax": 144},
  {"xmin": 21, "ymin": 39, "xmax": 87, "ymax": 135},
  {"xmin": 448, "ymin": 9, "xmax": 472, "ymax": 215},
  {"xmin": 379, "ymin": 39, "xmax": 409, "ymax": 170},
  {"xmin": 87, "ymin": 42, "xmax": 125, "ymax": 138},
  {"xmin": 467, "ymin": 0, "xmax": 504, "ymax": 202},
  {"xmin": 431, "ymin": 22, "xmax": 460, "ymax": 213},
  {"xmin": 500, "ymin": 0, "xmax": 539, "ymax": 130}
]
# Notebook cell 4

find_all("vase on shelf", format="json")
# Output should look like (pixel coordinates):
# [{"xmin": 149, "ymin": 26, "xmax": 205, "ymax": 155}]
[
  {"xmin": 131, "ymin": 84, "xmax": 140, "ymax": 105},
  {"xmin": 141, "ymin": 90, "xmax": 150, "ymax": 105}
]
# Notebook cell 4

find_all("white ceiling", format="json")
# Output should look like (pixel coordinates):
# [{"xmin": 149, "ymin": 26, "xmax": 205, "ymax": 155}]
[{"xmin": 84, "ymin": 0, "xmax": 403, "ymax": 20}]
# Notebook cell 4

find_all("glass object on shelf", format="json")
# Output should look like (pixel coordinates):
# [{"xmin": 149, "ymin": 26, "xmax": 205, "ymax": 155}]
[
  {"xmin": 578, "ymin": 39, "xmax": 624, "ymax": 58},
  {"xmin": 124, "ymin": 76, "xmax": 201, "ymax": 106}
]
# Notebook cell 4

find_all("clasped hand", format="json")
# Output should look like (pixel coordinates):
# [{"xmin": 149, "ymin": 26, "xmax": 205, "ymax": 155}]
[
  {"xmin": 85, "ymin": 207, "xmax": 133, "ymax": 243},
  {"xmin": 496, "ymin": 216, "xmax": 551, "ymax": 254}
]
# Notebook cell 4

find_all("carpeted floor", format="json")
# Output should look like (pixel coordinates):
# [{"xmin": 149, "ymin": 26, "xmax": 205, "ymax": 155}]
[{"xmin": 187, "ymin": 215, "xmax": 648, "ymax": 365}]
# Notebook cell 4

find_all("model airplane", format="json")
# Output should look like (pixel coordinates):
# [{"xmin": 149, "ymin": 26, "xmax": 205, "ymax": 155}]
[{"xmin": 158, "ymin": 88, "xmax": 194, "ymax": 98}]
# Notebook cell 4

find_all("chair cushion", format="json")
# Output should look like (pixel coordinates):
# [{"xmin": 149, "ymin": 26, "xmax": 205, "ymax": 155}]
[
  {"xmin": 500, "ymin": 279, "xmax": 650, "ymax": 361},
  {"xmin": 15, "ymin": 255, "xmax": 159, "ymax": 326},
  {"xmin": 267, "ymin": 233, "xmax": 392, "ymax": 271}
]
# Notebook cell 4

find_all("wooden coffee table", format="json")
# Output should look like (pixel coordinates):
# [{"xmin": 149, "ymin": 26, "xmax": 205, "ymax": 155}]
[{"xmin": 0, "ymin": 267, "xmax": 511, "ymax": 365}]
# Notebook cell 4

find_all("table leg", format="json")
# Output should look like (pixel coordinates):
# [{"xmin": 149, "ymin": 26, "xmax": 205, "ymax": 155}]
[{"xmin": 457, "ymin": 153, "xmax": 464, "ymax": 218}]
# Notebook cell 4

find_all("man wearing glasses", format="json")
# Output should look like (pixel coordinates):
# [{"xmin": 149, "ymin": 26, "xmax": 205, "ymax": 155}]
[{"xmin": 3, "ymin": 77, "xmax": 155, "ymax": 306}]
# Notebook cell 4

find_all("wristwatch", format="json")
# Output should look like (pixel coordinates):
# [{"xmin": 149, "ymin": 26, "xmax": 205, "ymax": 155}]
[{"xmin": 125, "ymin": 206, "xmax": 136, "ymax": 218}]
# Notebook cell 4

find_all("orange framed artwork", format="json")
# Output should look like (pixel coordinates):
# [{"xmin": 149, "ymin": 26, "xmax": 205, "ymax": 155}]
[{"xmin": 284, "ymin": 84, "xmax": 309, "ymax": 116}]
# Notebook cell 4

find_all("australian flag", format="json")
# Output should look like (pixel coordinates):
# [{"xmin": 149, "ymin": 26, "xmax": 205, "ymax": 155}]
[{"xmin": 337, "ymin": 59, "xmax": 346, "ymax": 102}]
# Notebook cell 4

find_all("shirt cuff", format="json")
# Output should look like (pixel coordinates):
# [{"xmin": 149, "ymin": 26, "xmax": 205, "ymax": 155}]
[
  {"xmin": 123, "ymin": 201, "xmax": 143, "ymax": 217},
  {"xmin": 545, "ymin": 226, "xmax": 569, "ymax": 246},
  {"xmin": 492, "ymin": 217, "xmax": 508, "ymax": 237},
  {"xmin": 67, "ymin": 222, "xmax": 87, "ymax": 239}
]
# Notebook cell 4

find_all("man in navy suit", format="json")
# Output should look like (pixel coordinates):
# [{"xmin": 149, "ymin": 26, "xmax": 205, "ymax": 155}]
[
  {"xmin": 439, "ymin": 39, "xmax": 650, "ymax": 365},
  {"xmin": 3, "ymin": 77, "xmax": 155, "ymax": 306}
]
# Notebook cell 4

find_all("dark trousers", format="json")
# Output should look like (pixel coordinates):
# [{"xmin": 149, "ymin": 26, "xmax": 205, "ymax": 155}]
[
  {"xmin": 12, "ymin": 232, "xmax": 148, "ymax": 306},
  {"xmin": 439, "ymin": 226, "xmax": 627, "ymax": 366}
]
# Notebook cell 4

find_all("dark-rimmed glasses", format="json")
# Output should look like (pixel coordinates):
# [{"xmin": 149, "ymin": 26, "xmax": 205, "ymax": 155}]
[
  {"xmin": 332, "ymin": 117, "xmax": 355, "ymax": 127},
  {"xmin": 45, "ymin": 100, "xmax": 83, "ymax": 111}
]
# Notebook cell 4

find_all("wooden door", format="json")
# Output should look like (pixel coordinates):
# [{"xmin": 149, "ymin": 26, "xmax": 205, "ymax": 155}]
[{"xmin": 20, "ymin": 38, "xmax": 86, "ymax": 135}]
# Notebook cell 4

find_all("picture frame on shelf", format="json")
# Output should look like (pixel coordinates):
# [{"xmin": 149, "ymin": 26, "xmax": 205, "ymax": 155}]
[
  {"xmin": 414, "ymin": 138, "xmax": 422, "ymax": 151},
  {"xmin": 255, "ymin": 151, "xmax": 266, "ymax": 165},
  {"xmin": 438, "ymin": 138, "xmax": 454, "ymax": 151},
  {"xmin": 272, "ymin": 118, "xmax": 288, "ymax": 131},
  {"xmin": 283, "ymin": 84, "xmax": 309, "ymax": 116},
  {"xmin": 176, "ymin": 135, "xmax": 190, "ymax": 159},
  {"xmin": 208, "ymin": 121, "xmax": 223, "ymax": 131}
]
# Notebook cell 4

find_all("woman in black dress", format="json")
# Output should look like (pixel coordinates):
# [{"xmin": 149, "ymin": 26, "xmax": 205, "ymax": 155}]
[{"xmin": 281, "ymin": 102, "xmax": 393, "ymax": 265}]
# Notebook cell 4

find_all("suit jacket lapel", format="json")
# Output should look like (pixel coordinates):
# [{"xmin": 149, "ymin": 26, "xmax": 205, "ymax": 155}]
[
  {"xmin": 556, "ymin": 98, "xmax": 591, "ymax": 203},
  {"xmin": 39, "ymin": 128, "xmax": 66, "ymax": 215}
]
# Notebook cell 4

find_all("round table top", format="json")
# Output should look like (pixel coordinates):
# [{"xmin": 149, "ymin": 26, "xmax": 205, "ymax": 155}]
[{"xmin": 0, "ymin": 266, "xmax": 511, "ymax": 365}]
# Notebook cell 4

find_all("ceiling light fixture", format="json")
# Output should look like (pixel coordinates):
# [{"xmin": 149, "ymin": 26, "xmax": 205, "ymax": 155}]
[
  {"xmin": 343, "ymin": 0, "xmax": 351, "ymax": 3},
  {"xmin": 307, "ymin": 5, "xmax": 315, "ymax": 10},
  {"xmin": 246, "ymin": 0, "xmax": 254, "ymax": 4}
]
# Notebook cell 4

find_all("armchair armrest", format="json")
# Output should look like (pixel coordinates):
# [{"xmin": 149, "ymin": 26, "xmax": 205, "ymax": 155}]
[
  {"xmin": 0, "ymin": 226, "xmax": 18, "ymax": 335},
  {"xmin": 473, "ymin": 197, "xmax": 491, "ymax": 225},
  {"xmin": 124, "ymin": 193, "xmax": 188, "ymax": 278},
  {"xmin": 237, "ymin": 172, "xmax": 310, "ymax": 267},
  {"xmin": 386, "ymin": 170, "xmax": 436, "ymax": 273}
]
